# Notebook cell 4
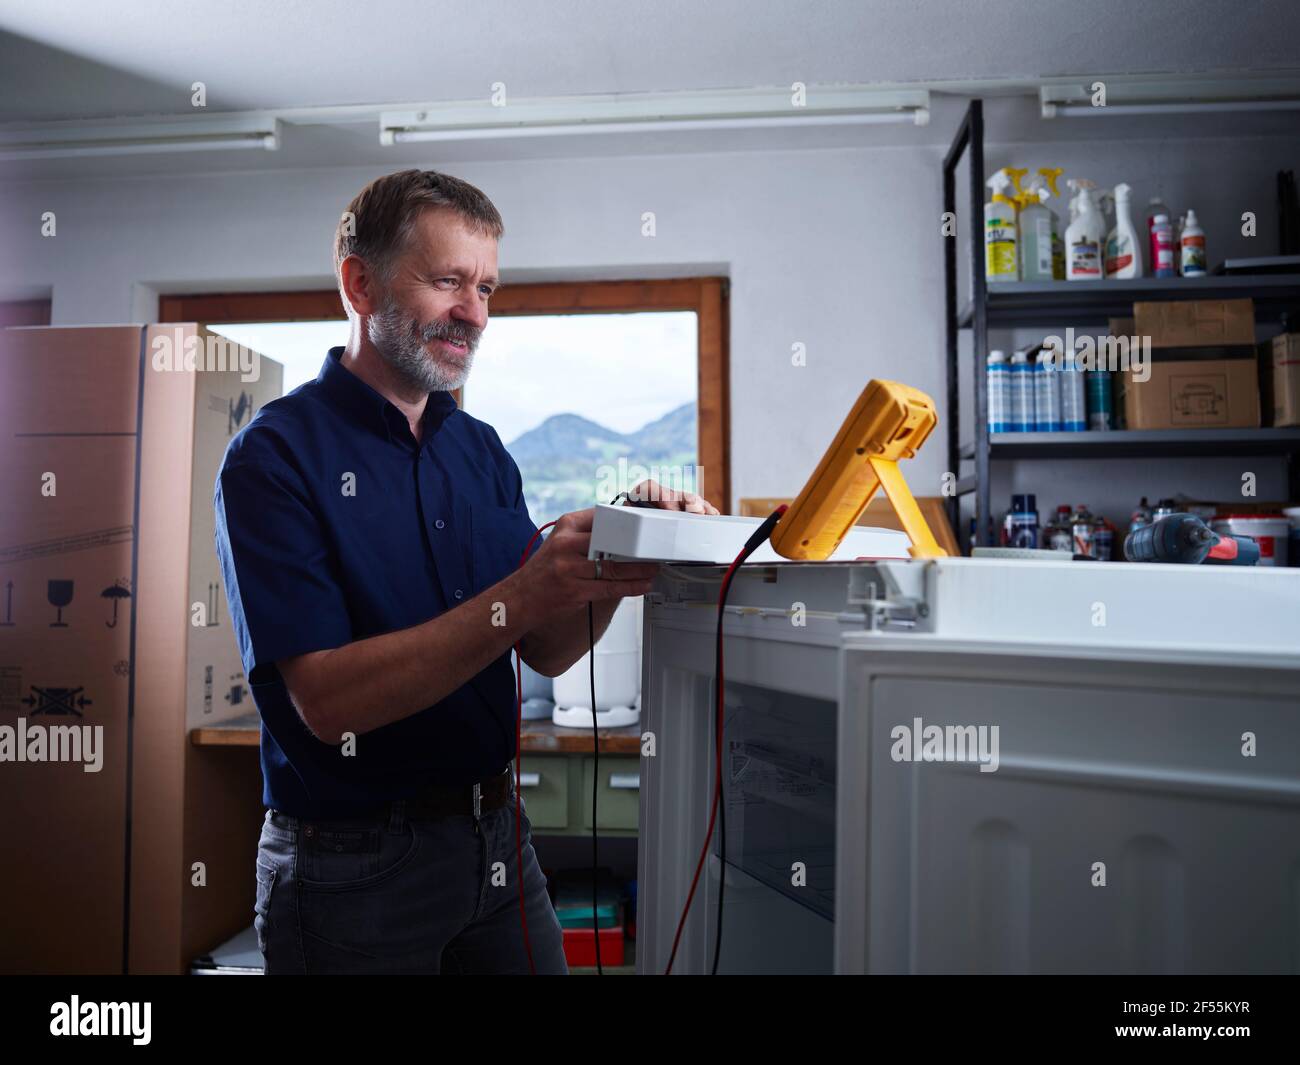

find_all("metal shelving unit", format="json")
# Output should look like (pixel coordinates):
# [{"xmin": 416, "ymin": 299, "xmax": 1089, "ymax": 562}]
[{"xmin": 943, "ymin": 98, "xmax": 1300, "ymax": 548}]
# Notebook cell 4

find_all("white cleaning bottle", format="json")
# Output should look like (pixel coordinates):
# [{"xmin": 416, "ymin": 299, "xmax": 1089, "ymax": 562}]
[
  {"xmin": 1180, "ymin": 209, "xmax": 1207, "ymax": 276},
  {"xmin": 984, "ymin": 169, "xmax": 1020, "ymax": 283},
  {"xmin": 1105, "ymin": 183, "xmax": 1143, "ymax": 279},
  {"xmin": 1065, "ymin": 180, "xmax": 1104, "ymax": 281},
  {"xmin": 1018, "ymin": 174, "xmax": 1058, "ymax": 282}
]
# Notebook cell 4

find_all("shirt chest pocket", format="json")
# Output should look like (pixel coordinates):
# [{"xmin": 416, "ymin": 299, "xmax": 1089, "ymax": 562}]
[{"xmin": 469, "ymin": 502, "xmax": 537, "ymax": 595}]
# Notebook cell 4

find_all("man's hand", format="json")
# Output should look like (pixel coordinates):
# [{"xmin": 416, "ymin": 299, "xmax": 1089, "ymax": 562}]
[
  {"xmin": 628, "ymin": 479, "xmax": 720, "ymax": 515},
  {"xmin": 515, "ymin": 507, "xmax": 660, "ymax": 677},
  {"xmin": 520, "ymin": 508, "xmax": 659, "ymax": 615}
]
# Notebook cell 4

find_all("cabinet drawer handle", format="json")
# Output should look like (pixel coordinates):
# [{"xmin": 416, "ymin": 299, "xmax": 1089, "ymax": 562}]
[
  {"xmin": 518, "ymin": 772, "xmax": 541, "ymax": 788},
  {"xmin": 608, "ymin": 773, "xmax": 640, "ymax": 790}
]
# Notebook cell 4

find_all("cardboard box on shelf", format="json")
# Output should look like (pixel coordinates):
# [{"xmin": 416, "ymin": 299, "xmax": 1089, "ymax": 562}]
[
  {"xmin": 1133, "ymin": 298, "xmax": 1255, "ymax": 349},
  {"xmin": 0, "ymin": 324, "xmax": 281, "ymax": 974},
  {"xmin": 1263, "ymin": 333, "xmax": 1300, "ymax": 428},
  {"xmin": 1117, "ymin": 357, "xmax": 1260, "ymax": 430}
]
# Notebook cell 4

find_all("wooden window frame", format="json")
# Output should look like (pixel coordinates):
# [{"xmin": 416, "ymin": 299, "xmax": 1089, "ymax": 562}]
[
  {"xmin": 0, "ymin": 299, "xmax": 53, "ymax": 327},
  {"xmin": 159, "ymin": 278, "xmax": 731, "ymax": 512}
]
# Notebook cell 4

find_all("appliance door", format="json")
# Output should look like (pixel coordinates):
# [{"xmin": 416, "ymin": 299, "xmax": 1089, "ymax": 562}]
[
  {"xmin": 637, "ymin": 613, "xmax": 842, "ymax": 974},
  {"xmin": 837, "ymin": 637, "xmax": 1300, "ymax": 974}
]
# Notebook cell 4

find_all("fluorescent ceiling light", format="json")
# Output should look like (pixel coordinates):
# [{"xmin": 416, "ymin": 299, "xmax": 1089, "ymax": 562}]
[
  {"xmin": 1040, "ymin": 80, "xmax": 1300, "ymax": 119},
  {"xmin": 0, "ymin": 116, "xmax": 281, "ymax": 161},
  {"xmin": 380, "ymin": 87, "xmax": 929, "ymax": 144}
]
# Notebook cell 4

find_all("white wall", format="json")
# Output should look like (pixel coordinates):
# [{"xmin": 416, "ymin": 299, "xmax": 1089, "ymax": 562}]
[{"xmin": 3, "ymin": 116, "xmax": 1295, "ymax": 526}]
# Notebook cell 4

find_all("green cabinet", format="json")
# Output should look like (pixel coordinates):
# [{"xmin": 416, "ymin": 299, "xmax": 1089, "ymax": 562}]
[
  {"xmin": 581, "ymin": 756, "xmax": 641, "ymax": 831},
  {"xmin": 516, "ymin": 754, "xmax": 569, "ymax": 829}
]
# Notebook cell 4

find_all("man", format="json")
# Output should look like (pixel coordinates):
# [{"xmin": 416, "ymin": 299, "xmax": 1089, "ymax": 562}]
[{"xmin": 215, "ymin": 169, "xmax": 718, "ymax": 975}]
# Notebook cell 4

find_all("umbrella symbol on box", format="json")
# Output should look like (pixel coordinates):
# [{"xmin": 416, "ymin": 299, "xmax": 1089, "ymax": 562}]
[
  {"xmin": 229, "ymin": 391, "xmax": 252, "ymax": 435},
  {"xmin": 101, "ymin": 582, "xmax": 132, "ymax": 628}
]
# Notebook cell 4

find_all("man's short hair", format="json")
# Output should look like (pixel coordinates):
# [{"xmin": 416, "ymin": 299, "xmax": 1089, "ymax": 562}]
[{"xmin": 333, "ymin": 169, "xmax": 504, "ymax": 312}]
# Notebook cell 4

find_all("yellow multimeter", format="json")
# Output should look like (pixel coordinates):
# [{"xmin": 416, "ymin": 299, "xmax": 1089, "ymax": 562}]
[{"xmin": 769, "ymin": 379, "xmax": 948, "ymax": 561}]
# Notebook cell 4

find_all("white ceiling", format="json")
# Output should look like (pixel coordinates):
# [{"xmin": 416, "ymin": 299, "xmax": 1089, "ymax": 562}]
[
  {"xmin": 0, "ymin": 0, "xmax": 1296, "ymax": 181},
  {"xmin": 3, "ymin": 0, "xmax": 1297, "ymax": 122}
]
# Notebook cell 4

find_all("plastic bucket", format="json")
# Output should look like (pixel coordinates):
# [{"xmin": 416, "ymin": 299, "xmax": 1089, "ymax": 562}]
[{"xmin": 1211, "ymin": 515, "xmax": 1290, "ymax": 567}]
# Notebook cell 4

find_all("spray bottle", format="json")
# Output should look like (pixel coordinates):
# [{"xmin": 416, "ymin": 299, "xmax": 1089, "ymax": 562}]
[
  {"xmin": 1065, "ymin": 180, "xmax": 1104, "ymax": 281},
  {"xmin": 1105, "ymin": 182, "xmax": 1143, "ymax": 279},
  {"xmin": 1039, "ymin": 168, "xmax": 1066, "ymax": 280},
  {"xmin": 984, "ymin": 168, "xmax": 1025, "ymax": 283},
  {"xmin": 1017, "ymin": 170, "xmax": 1061, "ymax": 283}
]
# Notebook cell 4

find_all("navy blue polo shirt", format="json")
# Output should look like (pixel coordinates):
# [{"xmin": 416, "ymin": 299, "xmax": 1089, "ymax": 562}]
[{"xmin": 214, "ymin": 346, "xmax": 540, "ymax": 818}]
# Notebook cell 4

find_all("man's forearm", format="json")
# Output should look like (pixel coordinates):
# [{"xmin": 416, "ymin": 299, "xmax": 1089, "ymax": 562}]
[
  {"xmin": 283, "ymin": 567, "xmax": 546, "ymax": 744},
  {"xmin": 520, "ymin": 598, "xmax": 620, "ymax": 678}
]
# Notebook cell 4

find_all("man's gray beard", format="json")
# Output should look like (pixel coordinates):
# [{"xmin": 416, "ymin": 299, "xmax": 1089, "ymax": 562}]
[{"xmin": 366, "ymin": 295, "xmax": 477, "ymax": 393}]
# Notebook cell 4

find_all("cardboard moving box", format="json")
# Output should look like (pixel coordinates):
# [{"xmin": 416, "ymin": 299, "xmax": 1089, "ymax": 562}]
[
  {"xmin": 1133, "ymin": 298, "xmax": 1256, "ymax": 349},
  {"xmin": 1118, "ymin": 357, "xmax": 1261, "ymax": 430},
  {"xmin": 0, "ymin": 324, "xmax": 281, "ymax": 974},
  {"xmin": 1264, "ymin": 333, "xmax": 1300, "ymax": 428}
]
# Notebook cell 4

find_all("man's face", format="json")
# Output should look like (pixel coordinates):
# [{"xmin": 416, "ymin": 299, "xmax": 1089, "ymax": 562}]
[{"xmin": 365, "ymin": 207, "xmax": 499, "ymax": 393}]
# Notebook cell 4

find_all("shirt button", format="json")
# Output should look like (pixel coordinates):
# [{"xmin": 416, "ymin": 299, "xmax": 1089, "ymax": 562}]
[
  {"xmin": 454, "ymin": 589, "xmax": 464, "ymax": 600},
  {"xmin": 434, "ymin": 519, "xmax": 445, "ymax": 530}
]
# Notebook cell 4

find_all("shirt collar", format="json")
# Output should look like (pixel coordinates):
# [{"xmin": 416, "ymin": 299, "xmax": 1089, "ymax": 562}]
[{"xmin": 317, "ymin": 346, "xmax": 456, "ymax": 447}]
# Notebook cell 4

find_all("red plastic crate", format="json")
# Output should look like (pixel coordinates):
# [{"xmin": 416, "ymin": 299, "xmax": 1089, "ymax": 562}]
[{"xmin": 563, "ymin": 925, "xmax": 624, "ymax": 968}]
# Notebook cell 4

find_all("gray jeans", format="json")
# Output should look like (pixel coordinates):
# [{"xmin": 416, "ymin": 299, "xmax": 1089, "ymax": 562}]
[{"xmin": 254, "ymin": 792, "xmax": 569, "ymax": 974}]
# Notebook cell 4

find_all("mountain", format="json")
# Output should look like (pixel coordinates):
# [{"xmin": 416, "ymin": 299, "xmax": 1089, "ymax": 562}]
[
  {"xmin": 505, "ymin": 403, "xmax": 698, "ymax": 523},
  {"xmin": 626, "ymin": 403, "xmax": 696, "ymax": 458},
  {"xmin": 507, "ymin": 403, "xmax": 695, "ymax": 468},
  {"xmin": 506, "ymin": 412, "xmax": 627, "ymax": 467}
]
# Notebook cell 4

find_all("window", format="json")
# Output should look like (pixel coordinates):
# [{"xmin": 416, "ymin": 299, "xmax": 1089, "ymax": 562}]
[
  {"xmin": 161, "ymin": 277, "xmax": 730, "ymax": 511},
  {"xmin": 464, "ymin": 311, "xmax": 697, "ymax": 526}
]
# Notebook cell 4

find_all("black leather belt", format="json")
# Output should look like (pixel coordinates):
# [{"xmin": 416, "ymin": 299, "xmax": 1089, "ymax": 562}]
[
  {"xmin": 272, "ymin": 766, "xmax": 515, "ymax": 826},
  {"xmin": 404, "ymin": 765, "xmax": 514, "ymax": 819}
]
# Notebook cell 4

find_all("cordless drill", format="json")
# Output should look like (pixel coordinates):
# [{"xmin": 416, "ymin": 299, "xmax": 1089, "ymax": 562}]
[{"xmin": 1123, "ymin": 512, "xmax": 1260, "ymax": 565}]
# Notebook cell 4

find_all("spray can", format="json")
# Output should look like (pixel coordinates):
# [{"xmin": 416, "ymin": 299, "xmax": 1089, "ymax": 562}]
[
  {"xmin": 1093, "ymin": 517, "xmax": 1114, "ymax": 561},
  {"xmin": 1009, "ymin": 349, "xmax": 1034, "ymax": 432},
  {"xmin": 1048, "ymin": 505, "xmax": 1074, "ymax": 552},
  {"xmin": 1086, "ymin": 369, "xmax": 1114, "ymax": 431},
  {"xmin": 986, "ymin": 350, "xmax": 1010, "ymax": 433},
  {"xmin": 1070, "ymin": 504, "xmax": 1096, "ymax": 556},
  {"xmin": 1003, "ymin": 494, "xmax": 1040, "ymax": 549},
  {"xmin": 1129, "ymin": 496, "xmax": 1153, "ymax": 532},
  {"xmin": 1060, "ymin": 344, "xmax": 1088, "ymax": 431},
  {"xmin": 1152, "ymin": 498, "xmax": 1181, "ymax": 521},
  {"xmin": 1034, "ymin": 349, "xmax": 1062, "ymax": 431}
]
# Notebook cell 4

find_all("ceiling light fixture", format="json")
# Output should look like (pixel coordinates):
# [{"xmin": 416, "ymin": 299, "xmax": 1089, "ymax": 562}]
[
  {"xmin": 380, "ymin": 87, "xmax": 929, "ymax": 144},
  {"xmin": 1040, "ymin": 79, "xmax": 1300, "ymax": 119},
  {"xmin": 0, "ymin": 116, "xmax": 282, "ymax": 161}
]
